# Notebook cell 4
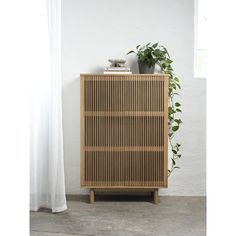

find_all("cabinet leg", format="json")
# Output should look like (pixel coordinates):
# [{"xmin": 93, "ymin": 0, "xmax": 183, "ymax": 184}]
[
  {"xmin": 153, "ymin": 189, "xmax": 159, "ymax": 205},
  {"xmin": 90, "ymin": 189, "xmax": 94, "ymax": 204}
]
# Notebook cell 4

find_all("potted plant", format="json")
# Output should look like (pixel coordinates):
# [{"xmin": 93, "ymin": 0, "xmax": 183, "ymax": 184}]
[
  {"xmin": 128, "ymin": 42, "xmax": 183, "ymax": 176},
  {"xmin": 127, "ymin": 42, "xmax": 172, "ymax": 74}
]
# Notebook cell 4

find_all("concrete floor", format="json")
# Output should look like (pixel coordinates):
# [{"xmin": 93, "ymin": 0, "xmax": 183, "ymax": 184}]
[{"xmin": 30, "ymin": 196, "xmax": 206, "ymax": 236}]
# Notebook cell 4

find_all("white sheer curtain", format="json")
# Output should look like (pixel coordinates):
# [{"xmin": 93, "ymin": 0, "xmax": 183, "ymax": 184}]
[{"xmin": 30, "ymin": 0, "xmax": 67, "ymax": 213}]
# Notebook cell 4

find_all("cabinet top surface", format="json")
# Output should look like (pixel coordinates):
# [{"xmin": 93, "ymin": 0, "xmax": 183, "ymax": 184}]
[{"xmin": 80, "ymin": 73, "xmax": 169, "ymax": 77}]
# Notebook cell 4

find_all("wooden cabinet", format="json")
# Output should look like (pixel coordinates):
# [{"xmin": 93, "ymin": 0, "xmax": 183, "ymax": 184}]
[{"xmin": 80, "ymin": 74, "xmax": 169, "ymax": 204}]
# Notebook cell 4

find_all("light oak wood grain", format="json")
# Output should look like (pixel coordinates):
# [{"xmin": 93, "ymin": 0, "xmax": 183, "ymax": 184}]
[{"xmin": 80, "ymin": 74, "xmax": 169, "ymax": 202}]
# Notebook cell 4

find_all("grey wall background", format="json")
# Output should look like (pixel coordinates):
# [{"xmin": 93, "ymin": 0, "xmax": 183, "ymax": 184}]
[{"xmin": 62, "ymin": 0, "xmax": 206, "ymax": 196}]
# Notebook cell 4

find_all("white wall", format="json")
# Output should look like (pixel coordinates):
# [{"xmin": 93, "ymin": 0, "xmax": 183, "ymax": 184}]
[{"xmin": 62, "ymin": 0, "xmax": 206, "ymax": 196}]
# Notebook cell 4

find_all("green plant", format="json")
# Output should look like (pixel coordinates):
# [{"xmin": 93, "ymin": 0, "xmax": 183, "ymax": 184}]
[
  {"xmin": 127, "ymin": 43, "xmax": 182, "ymax": 176},
  {"xmin": 127, "ymin": 42, "xmax": 170, "ymax": 68}
]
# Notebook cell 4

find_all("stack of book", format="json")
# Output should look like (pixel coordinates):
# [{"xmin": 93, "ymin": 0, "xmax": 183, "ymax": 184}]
[{"xmin": 104, "ymin": 67, "xmax": 132, "ymax": 74}]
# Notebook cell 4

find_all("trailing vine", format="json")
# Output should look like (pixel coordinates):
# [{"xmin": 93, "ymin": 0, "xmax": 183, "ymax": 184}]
[
  {"xmin": 127, "ymin": 43, "xmax": 182, "ymax": 176},
  {"xmin": 157, "ymin": 48, "xmax": 182, "ymax": 176}
]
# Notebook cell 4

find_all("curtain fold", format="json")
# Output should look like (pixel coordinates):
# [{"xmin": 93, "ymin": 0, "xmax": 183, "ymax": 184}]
[{"xmin": 30, "ymin": 0, "xmax": 67, "ymax": 213}]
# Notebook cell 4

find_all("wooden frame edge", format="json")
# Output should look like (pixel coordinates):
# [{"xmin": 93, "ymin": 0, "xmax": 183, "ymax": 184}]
[
  {"xmin": 164, "ymin": 75, "xmax": 169, "ymax": 187},
  {"xmin": 80, "ymin": 74, "xmax": 85, "ymax": 186}
]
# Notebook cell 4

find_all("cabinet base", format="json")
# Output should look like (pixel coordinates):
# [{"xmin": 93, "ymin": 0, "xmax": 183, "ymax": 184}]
[{"xmin": 89, "ymin": 188, "xmax": 159, "ymax": 205}]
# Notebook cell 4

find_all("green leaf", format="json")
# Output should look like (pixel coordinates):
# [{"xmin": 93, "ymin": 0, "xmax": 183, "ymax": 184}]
[
  {"xmin": 146, "ymin": 42, "xmax": 151, "ymax": 47},
  {"xmin": 168, "ymin": 107, "xmax": 174, "ymax": 114},
  {"xmin": 152, "ymin": 43, "xmax": 158, "ymax": 48},
  {"xmin": 175, "ymin": 102, "xmax": 181, "ymax": 107},
  {"xmin": 172, "ymin": 126, "xmax": 179, "ymax": 132},
  {"xmin": 177, "ymin": 84, "xmax": 181, "ymax": 89},
  {"xmin": 127, "ymin": 50, "xmax": 135, "ymax": 55},
  {"xmin": 177, "ymin": 154, "xmax": 182, "ymax": 158},
  {"xmin": 172, "ymin": 149, "xmax": 177, "ymax": 154},
  {"xmin": 174, "ymin": 166, "xmax": 180, "ymax": 169},
  {"xmin": 161, "ymin": 63, "xmax": 167, "ymax": 69},
  {"xmin": 163, "ymin": 47, "xmax": 170, "ymax": 57},
  {"xmin": 176, "ymin": 143, "xmax": 181, "ymax": 147},
  {"xmin": 166, "ymin": 70, "xmax": 173, "ymax": 76},
  {"xmin": 136, "ymin": 45, "xmax": 140, "ymax": 49},
  {"xmin": 176, "ymin": 108, "xmax": 182, "ymax": 112},
  {"xmin": 172, "ymin": 92, "xmax": 180, "ymax": 96},
  {"xmin": 166, "ymin": 58, "xmax": 173, "ymax": 64},
  {"xmin": 172, "ymin": 159, "xmax": 176, "ymax": 165},
  {"xmin": 174, "ymin": 77, "xmax": 179, "ymax": 82},
  {"xmin": 174, "ymin": 119, "xmax": 182, "ymax": 125}
]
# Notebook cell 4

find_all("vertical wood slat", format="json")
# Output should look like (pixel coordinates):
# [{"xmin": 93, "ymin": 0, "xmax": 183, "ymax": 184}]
[{"xmin": 81, "ymin": 74, "xmax": 168, "ymax": 188}]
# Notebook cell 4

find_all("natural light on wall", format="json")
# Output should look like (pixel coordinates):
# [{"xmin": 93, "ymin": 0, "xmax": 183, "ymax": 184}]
[{"xmin": 195, "ymin": 0, "xmax": 207, "ymax": 79}]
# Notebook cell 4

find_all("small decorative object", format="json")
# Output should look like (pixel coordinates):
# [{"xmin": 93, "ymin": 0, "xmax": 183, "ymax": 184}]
[
  {"xmin": 108, "ymin": 59, "xmax": 126, "ymax": 67},
  {"xmin": 104, "ymin": 59, "xmax": 132, "ymax": 74},
  {"xmin": 127, "ymin": 42, "xmax": 183, "ymax": 176}
]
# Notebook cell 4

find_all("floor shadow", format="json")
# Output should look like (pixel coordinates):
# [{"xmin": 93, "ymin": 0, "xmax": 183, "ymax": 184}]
[
  {"xmin": 67, "ymin": 193, "xmax": 153, "ymax": 204},
  {"xmin": 94, "ymin": 194, "xmax": 152, "ymax": 203}
]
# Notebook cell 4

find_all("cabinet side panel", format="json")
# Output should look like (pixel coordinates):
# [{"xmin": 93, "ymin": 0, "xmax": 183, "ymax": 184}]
[
  {"xmin": 80, "ymin": 75, "xmax": 85, "ymax": 186},
  {"xmin": 163, "ymin": 75, "xmax": 169, "ymax": 186}
]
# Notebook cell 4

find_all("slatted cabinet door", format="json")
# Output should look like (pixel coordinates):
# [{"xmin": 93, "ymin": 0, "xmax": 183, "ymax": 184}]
[{"xmin": 80, "ymin": 74, "xmax": 168, "ymax": 196}]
